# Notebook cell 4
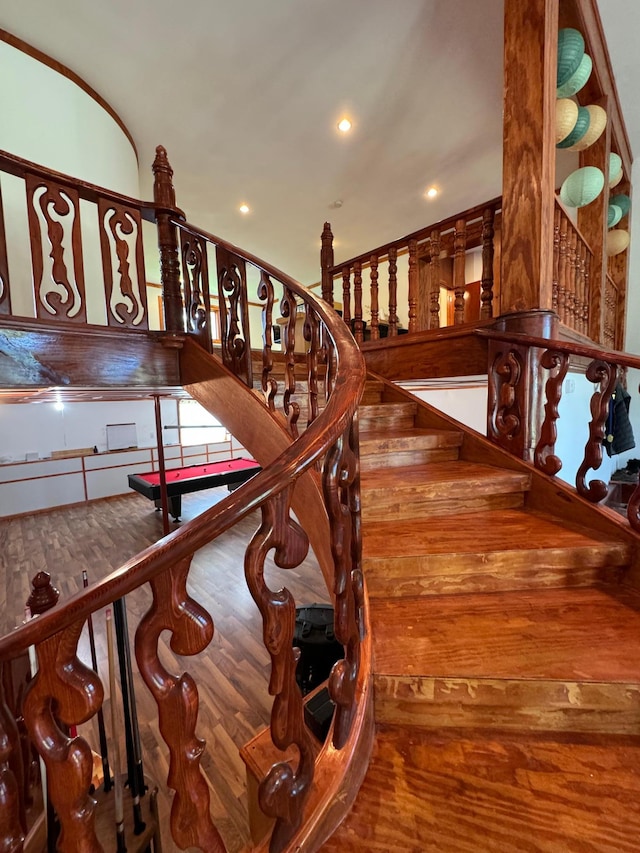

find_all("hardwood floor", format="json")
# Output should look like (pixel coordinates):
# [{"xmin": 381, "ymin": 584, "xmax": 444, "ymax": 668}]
[{"xmin": 1, "ymin": 487, "xmax": 329, "ymax": 852}]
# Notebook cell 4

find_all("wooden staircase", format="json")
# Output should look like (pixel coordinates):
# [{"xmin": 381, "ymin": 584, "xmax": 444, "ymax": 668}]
[{"xmin": 321, "ymin": 378, "xmax": 640, "ymax": 852}]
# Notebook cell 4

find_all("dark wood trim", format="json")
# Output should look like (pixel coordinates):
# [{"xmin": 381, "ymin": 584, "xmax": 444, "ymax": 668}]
[{"xmin": 0, "ymin": 28, "xmax": 138, "ymax": 161}]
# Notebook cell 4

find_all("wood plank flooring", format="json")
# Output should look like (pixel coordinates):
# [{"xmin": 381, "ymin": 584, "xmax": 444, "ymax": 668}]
[{"xmin": 1, "ymin": 488, "xmax": 329, "ymax": 853}]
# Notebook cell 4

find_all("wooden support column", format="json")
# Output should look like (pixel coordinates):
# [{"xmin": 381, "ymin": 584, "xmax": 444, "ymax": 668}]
[{"xmin": 501, "ymin": 0, "xmax": 558, "ymax": 315}]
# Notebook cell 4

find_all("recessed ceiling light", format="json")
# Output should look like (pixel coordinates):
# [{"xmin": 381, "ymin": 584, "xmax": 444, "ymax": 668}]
[
  {"xmin": 239, "ymin": 203, "xmax": 250, "ymax": 214},
  {"xmin": 425, "ymin": 186, "xmax": 438, "ymax": 199},
  {"xmin": 337, "ymin": 118, "xmax": 352, "ymax": 133}
]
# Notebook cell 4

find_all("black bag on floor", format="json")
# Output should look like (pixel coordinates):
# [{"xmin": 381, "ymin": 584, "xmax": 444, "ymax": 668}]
[{"xmin": 293, "ymin": 604, "xmax": 343, "ymax": 695}]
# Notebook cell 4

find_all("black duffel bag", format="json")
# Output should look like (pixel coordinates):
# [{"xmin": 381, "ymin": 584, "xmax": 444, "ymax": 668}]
[{"xmin": 293, "ymin": 604, "xmax": 343, "ymax": 696}]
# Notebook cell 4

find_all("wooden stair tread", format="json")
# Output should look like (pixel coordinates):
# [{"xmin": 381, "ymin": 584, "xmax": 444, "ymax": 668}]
[
  {"xmin": 359, "ymin": 426, "xmax": 463, "ymax": 450},
  {"xmin": 320, "ymin": 726, "xmax": 640, "ymax": 852},
  {"xmin": 370, "ymin": 586, "xmax": 640, "ymax": 683},
  {"xmin": 362, "ymin": 508, "xmax": 631, "ymax": 561},
  {"xmin": 360, "ymin": 460, "xmax": 531, "ymax": 496}
]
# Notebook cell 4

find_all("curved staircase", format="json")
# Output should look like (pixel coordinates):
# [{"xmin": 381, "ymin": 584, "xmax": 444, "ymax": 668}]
[{"xmin": 322, "ymin": 378, "xmax": 640, "ymax": 852}]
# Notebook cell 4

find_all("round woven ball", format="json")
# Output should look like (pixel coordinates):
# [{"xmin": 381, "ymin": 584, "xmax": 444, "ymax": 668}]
[
  {"xmin": 606, "ymin": 229, "xmax": 630, "ymax": 256},
  {"xmin": 609, "ymin": 193, "xmax": 631, "ymax": 217},
  {"xmin": 555, "ymin": 98, "xmax": 579, "ymax": 144},
  {"xmin": 557, "ymin": 53, "xmax": 592, "ymax": 98},
  {"xmin": 557, "ymin": 28, "xmax": 585, "ymax": 87},
  {"xmin": 557, "ymin": 105, "xmax": 590, "ymax": 149},
  {"xmin": 560, "ymin": 166, "xmax": 604, "ymax": 208},
  {"xmin": 570, "ymin": 105, "xmax": 607, "ymax": 151},
  {"xmin": 608, "ymin": 204, "xmax": 622, "ymax": 228}
]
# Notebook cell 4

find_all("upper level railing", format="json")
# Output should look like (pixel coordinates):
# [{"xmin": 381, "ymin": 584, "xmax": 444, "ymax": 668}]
[
  {"xmin": 0, "ymin": 148, "xmax": 371, "ymax": 853},
  {"xmin": 320, "ymin": 194, "xmax": 627, "ymax": 351}
]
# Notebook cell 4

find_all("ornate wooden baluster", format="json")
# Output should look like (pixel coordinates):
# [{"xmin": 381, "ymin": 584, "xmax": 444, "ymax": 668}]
[
  {"xmin": 323, "ymin": 419, "xmax": 364, "ymax": 749},
  {"xmin": 180, "ymin": 232, "xmax": 211, "ymax": 351},
  {"xmin": 244, "ymin": 490, "xmax": 315, "ymax": 852},
  {"xmin": 281, "ymin": 287, "xmax": 300, "ymax": 438},
  {"xmin": 304, "ymin": 303, "xmax": 320, "ymax": 427},
  {"xmin": 407, "ymin": 239, "xmax": 418, "ymax": 333},
  {"xmin": 487, "ymin": 348, "xmax": 523, "ymax": 445},
  {"xmin": 387, "ymin": 247, "xmax": 398, "ymax": 336},
  {"xmin": 136, "ymin": 556, "xmax": 224, "ymax": 852},
  {"xmin": 0, "ymin": 181, "xmax": 10, "ymax": 316},
  {"xmin": 576, "ymin": 359, "xmax": 617, "ymax": 502},
  {"xmin": 216, "ymin": 246, "xmax": 253, "ymax": 387},
  {"xmin": 429, "ymin": 230, "xmax": 441, "ymax": 329},
  {"xmin": 320, "ymin": 222, "xmax": 334, "ymax": 307},
  {"xmin": 352, "ymin": 262, "xmax": 364, "ymax": 343},
  {"xmin": 557, "ymin": 215, "xmax": 568, "ymax": 323},
  {"xmin": 582, "ymin": 251, "xmax": 591, "ymax": 334},
  {"xmin": 480, "ymin": 206, "xmax": 495, "ymax": 319},
  {"xmin": 551, "ymin": 207, "xmax": 560, "ymax": 314},
  {"xmin": 26, "ymin": 174, "xmax": 87, "ymax": 323},
  {"xmin": 22, "ymin": 621, "xmax": 103, "ymax": 852},
  {"xmin": 533, "ymin": 349, "xmax": 570, "ymax": 475},
  {"xmin": 575, "ymin": 242, "xmax": 586, "ymax": 335},
  {"xmin": 152, "ymin": 146, "xmax": 184, "ymax": 333},
  {"xmin": 453, "ymin": 219, "xmax": 466, "ymax": 325},
  {"xmin": 341, "ymin": 266, "xmax": 351, "ymax": 328},
  {"xmin": 98, "ymin": 199, "xmax": 149, "ymax": 330},
  {"xmin": 369, "ymin": 255, "xmax": 379, "ymax": 340},
  {"xmin": 567, "ymin": 229, "xmax": 578, "ymax": 329},
  {"xmin": 258, "ymin": 271, "xmax": 277, "ymax": 411},
  {"xmin": 0, "ymin": 662, "xmax": 24, "ymax": 853}
]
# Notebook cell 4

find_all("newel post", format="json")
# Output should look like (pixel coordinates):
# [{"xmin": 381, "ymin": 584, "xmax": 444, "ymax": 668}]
[
  {"xmin": 153, "ymin": 146, "xmax": 184, "ymax": 333},
  {"xmin": 321, "ymin": 222, "xmax": 334, "ymax": 307}
]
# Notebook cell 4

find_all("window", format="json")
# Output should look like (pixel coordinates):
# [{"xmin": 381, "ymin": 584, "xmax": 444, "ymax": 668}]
[{"xmin": 178, "ymin": 400, "xmax": 227, "ymax": 446}]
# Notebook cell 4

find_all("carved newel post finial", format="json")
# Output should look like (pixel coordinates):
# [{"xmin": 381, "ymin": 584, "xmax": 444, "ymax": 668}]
[
  {"xmin": 321, "ymin": 222, "xmax": 334, "ymax": 307},
  {"xmin": 152, "ymin": 145, "xmax": 177, "ymax": 208},
  {"xmin": 27, "ymin": 571, "xmax": 60, "ymax": 616}
]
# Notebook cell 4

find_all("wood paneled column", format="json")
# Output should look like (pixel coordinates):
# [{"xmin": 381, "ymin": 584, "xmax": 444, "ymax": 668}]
[{"xmin": 501, "ymin": 0, "xmax": 559, "ymax": 316}]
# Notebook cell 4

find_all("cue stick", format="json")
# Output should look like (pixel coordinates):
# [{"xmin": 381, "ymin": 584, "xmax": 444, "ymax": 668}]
[
  {"xmin": 106, "ymin": 609, "xmax": 127, "ymax": 853},
  {"xmin": 113, "ymin": 598, "xmax": 146, "ymax": 836},
  {"xmin": 81, "ymin": 571, "xmax": 112, "ymax": 793},
  {"xmin": 153, "ymin": 394, "xmax": 170, "ymax": 535}
]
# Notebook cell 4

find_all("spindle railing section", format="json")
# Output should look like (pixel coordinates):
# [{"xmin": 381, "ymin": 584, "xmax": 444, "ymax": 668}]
[
  {"xmin": 552, "ymin": 201, "xmax": 593, "ymax": 338},
  {"xmin": 0, "ymin": 147, "xmax": 370, "ymax": 853},
  {"xmin": 484, "ymin": 328, "xmax": 640, "ymax": 531}
]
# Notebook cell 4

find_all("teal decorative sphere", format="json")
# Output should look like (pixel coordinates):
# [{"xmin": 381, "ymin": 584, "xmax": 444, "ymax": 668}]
[
  {"xmin": 560, "ymin": 166, "xmax": 604, "ymax": 208},
  {"xmin": 608, "ymin": 204, "xmax": 623, "ymax": 228},
  {"xmin": 557, "ymin": 28, "xmax": 585, "ymax": 87},
  {"xmin": 557, "ymin": 106, "xmax": 590, "ymax": 149},
  {"xmin": 557, "ymin": 53, "xmax": 592, "ymax": 97},
  {"xmin": 610, "ymin": 193, "xmax": 631, "ymax": 217}
]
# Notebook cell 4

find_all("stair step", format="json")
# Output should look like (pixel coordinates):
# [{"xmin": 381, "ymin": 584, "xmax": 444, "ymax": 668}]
[
  {"xmin": 371, "ymin": 587, "xmax": 640, "ymax": 734},
  {"xmin": 359, "ymin": 427, "xmax": 463, "ymax": 470},
  {"xmin": 360, "ymin": 461, "xmax": 530, "ymax": 521},
  {"xmin": 360, "ymin": 380, "xmax": 384, "ymax": 405},
  {"xmin": 320, "ymin": 725, "xmax": 640, "ymax": 852},
  {"xmin": 362, "ymin": 509, "xmax": 630, "ymax": 597},
  {"xmin": 358, "ymin": 401, "xmax": 417, "ymax": 432}
]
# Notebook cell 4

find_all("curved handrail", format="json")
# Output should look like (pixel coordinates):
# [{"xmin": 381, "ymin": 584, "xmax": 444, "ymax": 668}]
[{"xmin": 0, "ymin": 150, "xmax": 370, "ymax": 853}]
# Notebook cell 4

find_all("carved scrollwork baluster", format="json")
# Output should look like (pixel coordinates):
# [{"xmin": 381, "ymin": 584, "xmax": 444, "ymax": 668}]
[
  {"xmin": 26, "ymin": 175, "xmax": 87, "ymax": 322},
  {"xmin": 135, "ymin": 556, "xmax": 224, "ymax": 852},
  {"xmin": 388, "ymin": 247, "xmax": 398, "ymax": 336},
  {"xmin": 576, "ymin": 359, "xmax": 617, "ymax": 502},
  {"xmin": 244, "ymin": 490, "xmax": 315, "ymax": 852},
  {"xmin": 216, "ymin": 246, "xmax": 252, "ymax": 387},
  {"xmin": 0, "ymin": 662, "xmax": 23, "ymax": 853},
  {"xmin": 180, "ymin": 232, "xmax": 211, "ymax": 349},
  {"xmin": 352, "ymin": 262, "xmax": 363, "ymax": 343},
  {"xmin": 488, "ymin": 349, "xmax": 523, "ymax": 442},
  {"xmin": 152, "ymin": 146, "xmax": 183, "ymax": 333},
  {"xmin": 258, "ymin": 271, "xmax": 277, "ymax": 411},
  {"xmin": 323, "ymin": 419, "xmax": 364, "ymax": 749},
  {"xmin": 22, "ymin": 622, "xmax": 103, "ymax": 852},
  {"xmin": 341, "ymin": 267, "xmax": 351, "ymax": 327},
  {"xmin": 533, "ymin": 349, "xmax": 570, "ymax": 475},
  {"xmin": 304, "ymin": 303, "xmax": 320, "ymax": 427},
  {"xmin": 98, "ymin": 200, "xmax": 148, "ymax": 329},
  {"xmin": 369, "ymin": 255, "xmax": 379, "ymax": 340},
  {"xmin": 281, "ymin": 287, "xmax": 300, "ymax": 438},
  {"xmin": 0, "ymin": 183, "xmax": 10, "ymax": 315}
]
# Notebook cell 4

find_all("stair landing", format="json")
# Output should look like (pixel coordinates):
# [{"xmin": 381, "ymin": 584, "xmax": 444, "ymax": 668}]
[{"xmin": 320, "ymin": 725, "xmax": 640, "ymax": 852}]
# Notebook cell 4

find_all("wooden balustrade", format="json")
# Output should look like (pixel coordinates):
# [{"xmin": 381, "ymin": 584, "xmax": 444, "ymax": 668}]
[
  {"xmin": 0, "ymin": 150, "xmax": 370, "ymax": 853},
  {"xmin": 483, "ymin": 329, "xmax": 640, "ymax": 533},
  {"xmin": 553, "ymin": 201, "xmax": 593, "ymax": 338},
  {"xmin": 604, "ymin": 274, "xmax": 619, "ymax": 350},
  {"xmin": 322, "ymin": 198, "xmax": 502, "ymax": 340}
]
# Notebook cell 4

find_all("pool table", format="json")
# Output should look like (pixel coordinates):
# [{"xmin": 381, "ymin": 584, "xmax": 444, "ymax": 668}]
[{"xmin": 128, "ymin": 457, "xmax": 261, "ymax": 521}]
